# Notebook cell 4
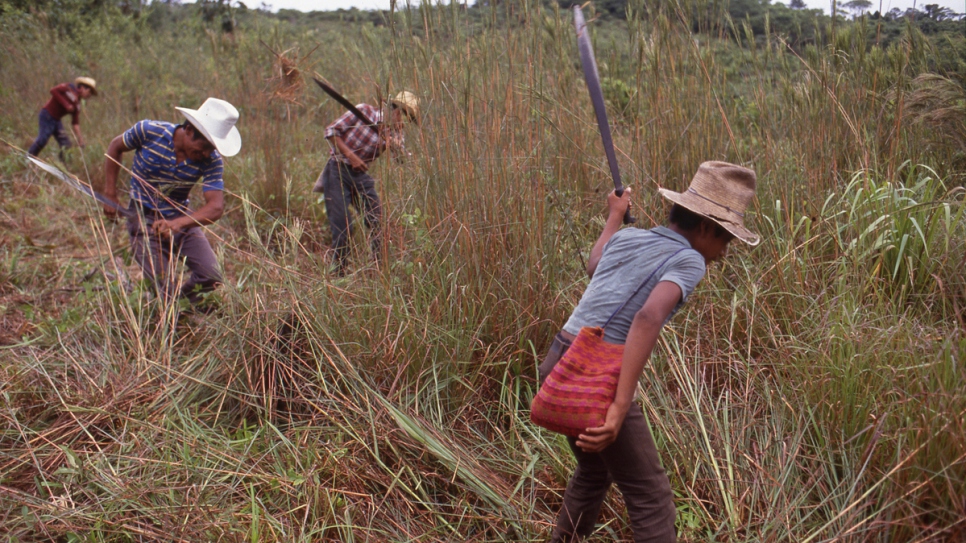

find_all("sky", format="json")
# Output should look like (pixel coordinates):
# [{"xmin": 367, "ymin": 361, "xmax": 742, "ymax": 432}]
[{"xmin": 255, "ymin": 0, "xmax": 964, "ymax": 14}]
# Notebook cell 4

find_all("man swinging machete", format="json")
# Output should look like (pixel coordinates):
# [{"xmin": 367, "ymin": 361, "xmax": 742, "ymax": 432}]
[
  {"xmin": 534, "ymin": 7, "xmax": 762, "ymax": 542},
  {"xmin": 312, "ymin": 76, "xmax": 419, "ymax": 276}
]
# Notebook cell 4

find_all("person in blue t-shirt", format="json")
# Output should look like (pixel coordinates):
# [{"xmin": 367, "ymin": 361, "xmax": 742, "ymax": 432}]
[
  {"xmin": 101, "ymin": 98, "xmax": 241, "ymax": 307},
  {"xmin": 538, "ymin": 161, "xmax": 760, "ymax": 543}
]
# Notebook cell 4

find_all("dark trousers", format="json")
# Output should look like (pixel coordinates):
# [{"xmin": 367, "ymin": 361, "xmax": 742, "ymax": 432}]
[
  {"xmin": 126, "ymin": 209, "xmax": 223, "ymax": 304},
  {"xmin": 28, "ymin": 109, "xmax": 71, "ymax": 160},
  {"xmin": 316, "ymin": 158, "xmax": 382, "ymax": 272},
  {"xmin": 539, "ymin": 333, "xmax": 677, "ymax": 543}
]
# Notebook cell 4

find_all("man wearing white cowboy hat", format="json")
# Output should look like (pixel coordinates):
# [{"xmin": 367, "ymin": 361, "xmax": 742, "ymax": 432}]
[
  {"xmin": 313, "ymin": 90, "xmax": 419, "ymax": 275},
  {"xmin": 101, "ymin": 97, "xmax": 241, "ymax": 308},
  {"xmin": 28, "ymin": 76, "xmax": 98, "ymax": 161},
  {"xmin": 538, "ymin": 161, "xmax": 759, "ymax": 542}
]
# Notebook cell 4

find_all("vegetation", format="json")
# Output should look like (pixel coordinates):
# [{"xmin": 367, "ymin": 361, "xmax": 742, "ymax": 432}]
[{"xmin": 1, "ymin": 0, "xmax": 964, "ymax": 541}]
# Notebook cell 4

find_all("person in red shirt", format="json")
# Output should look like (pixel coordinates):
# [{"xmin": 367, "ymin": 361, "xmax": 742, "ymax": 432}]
[{"xmin": 28, "ymin": 77, "xmax": 97, "ymax": 161}]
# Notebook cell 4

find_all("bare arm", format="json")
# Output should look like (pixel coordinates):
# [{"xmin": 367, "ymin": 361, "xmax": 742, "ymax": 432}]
[
  {"xmin": 151, "ymin": 190, "xmax": 224, "ymax": 238},
  {"xmin": 587, "ymin": 189, "xmax": 632, "ymax": 278},
  {"xmin": 576, "ymin": 280, "xmax": 681, "ymax": 452},
  {"xmin": 328, "ymin": 135, "xmax": 368, "ymax": 172},
  {"xmin": 102, "ymin": 135, "xmax": 130, "ymax": 217}
]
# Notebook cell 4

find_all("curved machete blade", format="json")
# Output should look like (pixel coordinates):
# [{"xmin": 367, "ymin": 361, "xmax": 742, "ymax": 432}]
[
  {"xmin": 312, "ymin": 75, "xmax": 377, "ymax": 128},
  {"xmin": 27, "ymin": 156, "xmax": 135, "ymax": 218},
  {"xmin": 574, "ymin": 6, "xmax": 635, "ymax": 224}
]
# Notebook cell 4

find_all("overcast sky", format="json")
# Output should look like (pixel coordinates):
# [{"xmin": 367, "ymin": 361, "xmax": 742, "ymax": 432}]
[{"xmin": 254, "ymin": 0, "xmax": 963, "ymax": 14}]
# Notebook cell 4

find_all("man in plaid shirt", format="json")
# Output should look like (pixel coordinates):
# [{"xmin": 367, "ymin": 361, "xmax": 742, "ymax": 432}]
[{"xmin": 313, "ymin": 91, "xmax": 419, "ymax": 275}]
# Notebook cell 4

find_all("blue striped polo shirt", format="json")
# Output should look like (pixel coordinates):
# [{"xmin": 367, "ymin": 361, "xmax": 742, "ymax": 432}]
[{"xmin": 122, "ymin": 120, "xmax": 224, "ymax": 218}]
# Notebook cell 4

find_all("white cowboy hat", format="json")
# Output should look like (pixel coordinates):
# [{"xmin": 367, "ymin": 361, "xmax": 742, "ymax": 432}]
[
  {"xmin": 175, "ymin": 98, "xmax": 242, "ymax": 157},
  {"xmin": 658, "ymin": 161, "xmax": 761, "ymax": 246}
]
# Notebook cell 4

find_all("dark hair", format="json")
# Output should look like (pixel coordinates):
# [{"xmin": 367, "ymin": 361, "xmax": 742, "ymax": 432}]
[
  {"xmin": 181, "ymin": 121, "xmax": 210, "ymax": 143},
  {"xmin": 668, "ymin": 204, "xmax": 703, "ymax": 230},
  {"xmin": 77, "ymin": 83, "xmax": 94, "ymax": 92},
  {"xmin": 668, "ymin": 204, "xmax": 733, "ymax": 239}
]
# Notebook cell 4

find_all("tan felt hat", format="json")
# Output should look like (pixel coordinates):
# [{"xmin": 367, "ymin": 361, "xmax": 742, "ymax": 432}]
[
  {"xmin": 658, "ymin": 161, "xmax": 760, "ymax": 246},
  {"xmin": 390, "ymin": 91, "xmax": 419, "ymax": 124},
  {"xmin": 75, "ymin": 76, "xmax": 97, "ymax": 95},
  {"xmin": 176, "ymin": 98, "xmax": 242, "ymax": 157}
]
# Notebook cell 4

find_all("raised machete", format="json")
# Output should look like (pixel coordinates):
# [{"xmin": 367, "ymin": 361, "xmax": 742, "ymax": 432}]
[
  {"xmin": 574, "ymin": 6, "xmax": 635, "ymax": 224},
  {"xmin": 312, "ymin": 75, "xmax": 377, "ymax": 128}
]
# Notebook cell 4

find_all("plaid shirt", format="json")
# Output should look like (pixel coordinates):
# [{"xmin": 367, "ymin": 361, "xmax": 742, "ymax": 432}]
[{"xmin": 325, "ymin": 103, "xmax": 404, "ymax": 165}]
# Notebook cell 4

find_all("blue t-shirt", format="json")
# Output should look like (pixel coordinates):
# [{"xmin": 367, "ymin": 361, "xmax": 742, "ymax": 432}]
[
  {"xmin": 123, "ymin": 120, "xmax": 224, "ymax": 218},
  {"xmin": 562, "ymin": 226, "xmax": 706, "ymax": 344}
]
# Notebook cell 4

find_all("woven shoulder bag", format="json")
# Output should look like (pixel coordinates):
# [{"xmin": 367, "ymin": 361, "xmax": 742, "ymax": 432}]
[{"xmin": 530, "ymin": 248, "xmax": 688, "ymax": 437}]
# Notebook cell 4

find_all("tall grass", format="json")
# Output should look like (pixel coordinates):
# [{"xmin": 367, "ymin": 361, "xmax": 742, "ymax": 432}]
[{"xmin": 1, "ymin": 1, "xmax": 964, "ymax": 541}]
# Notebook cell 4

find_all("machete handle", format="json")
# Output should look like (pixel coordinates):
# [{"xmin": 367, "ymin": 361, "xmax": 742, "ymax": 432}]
[{"xmin": 614, "ymin": 187, "xmax": 637, "ymax": 224}]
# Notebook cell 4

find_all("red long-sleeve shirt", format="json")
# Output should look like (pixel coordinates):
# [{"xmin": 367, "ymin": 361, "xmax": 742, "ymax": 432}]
[{"xmin": 42, "ymin": 83, "xmax": 81, "ymax": 126}]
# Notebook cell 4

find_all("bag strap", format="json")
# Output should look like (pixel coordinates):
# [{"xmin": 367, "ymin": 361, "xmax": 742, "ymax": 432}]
[{"xmin": 602, "ymin": 246, "xmax": 690, "ymax": 329}]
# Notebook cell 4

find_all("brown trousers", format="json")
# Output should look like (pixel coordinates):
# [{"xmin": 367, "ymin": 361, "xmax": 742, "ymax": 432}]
[
  {"xmin": 539, "ymin": 333, "xmax": 677, "ymax": 543},
  {"xmin": 127, "ymin": 210, "xmax": 222, "ymax": 305}
]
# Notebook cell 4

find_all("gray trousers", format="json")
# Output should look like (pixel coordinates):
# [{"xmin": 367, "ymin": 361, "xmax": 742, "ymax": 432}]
[
  {"xmin": 127, "ymin": 209, "xmax": 222, "ymax": 304},
  {"xmin": 539, "ymin": 333, "xmax": 677, "ymax": 543},
  {"xmin": 315, "ymin": 158, "xmax": 382, "ymax": 272}
]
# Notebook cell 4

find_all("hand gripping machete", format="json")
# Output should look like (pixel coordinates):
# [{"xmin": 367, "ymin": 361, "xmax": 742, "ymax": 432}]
[
  {"xmin": 26, "ymin": 156, "xmax": 135, "ymax": 219},
  {"xmin": 574, "ymin": 6, "xmax": 635, "ymax": 224}
]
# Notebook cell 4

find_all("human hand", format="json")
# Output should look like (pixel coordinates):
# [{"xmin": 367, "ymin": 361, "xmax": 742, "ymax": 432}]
[
  {"xmin": 151, "ymin": 219, "xmax": 182, "ymax": 238},
  {"xmin": 576, "ymin": 402, "xmax": 627, "ymax": 453},
  {"xmin": 349, "ymin": 155, "xmax": 368, "ymax": 172},
  {"xmin": 102, "ymin": 194, "xmax": 120, "ymax": 222},
  {"xmin": 606, "ymin": 188, "xmax": 632, "ymax": 220}
]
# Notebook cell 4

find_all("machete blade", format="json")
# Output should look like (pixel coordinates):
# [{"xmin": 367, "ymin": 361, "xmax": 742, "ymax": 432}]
[
  {"xmin": 26, "ymin": 156, "xmax": 135, "ymax": 218},
  {"xmin": 574, "ymin": 6, "xmax": 636, "ymax": 224},
  {"xmin": 312, "ymin": 75, "xmax": 377, "ymax": 128}
]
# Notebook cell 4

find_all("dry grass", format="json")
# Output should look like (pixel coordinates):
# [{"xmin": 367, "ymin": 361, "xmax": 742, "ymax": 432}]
[{"xmin": 0, "ymin": 2, "xmax": 964, "ymax": 541}]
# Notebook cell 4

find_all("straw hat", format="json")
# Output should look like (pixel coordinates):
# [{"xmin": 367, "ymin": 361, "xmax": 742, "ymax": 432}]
[
  {"xmin": 74, "ymin": 76, "xmax": 97, "ymax": 95},
  {"xmin": 175, "ymin": 98, "xmax": 242, "ymax": 157},
  {"xmin": 390, "ymin": 91, "xmax": 419, "ymax": 124},
  {"xmin": 658, "ymin": 161, "xmax": 760, "ymax": 246}
]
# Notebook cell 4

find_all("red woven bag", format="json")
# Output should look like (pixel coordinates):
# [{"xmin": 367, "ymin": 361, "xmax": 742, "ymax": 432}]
[
  {"xmin": 530, "ymin": 248, "xmax": 688, "ymax": 437},
  {"xmin": 530, "ymin": 326, "xmax": 623, "ymax": 437}
]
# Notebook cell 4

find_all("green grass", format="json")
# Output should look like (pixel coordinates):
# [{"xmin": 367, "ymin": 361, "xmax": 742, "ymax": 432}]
[{"xmin": 1, "ymin": 1, "xmax": 964, "ymax": 541}]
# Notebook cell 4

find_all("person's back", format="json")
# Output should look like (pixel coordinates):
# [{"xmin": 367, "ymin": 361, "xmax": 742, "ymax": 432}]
[
  {"xmin": 537, "ymin": 161, "xmax": 760, "ymax": 543},
  {"xmin": 563, "ymin": 226, "xmax": 706, "ymax": 345}
]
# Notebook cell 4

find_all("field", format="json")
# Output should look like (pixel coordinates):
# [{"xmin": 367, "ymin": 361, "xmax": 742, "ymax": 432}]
[{"xmin": 1, "ymin": 1, "xmax": 965, "ymax": 541}]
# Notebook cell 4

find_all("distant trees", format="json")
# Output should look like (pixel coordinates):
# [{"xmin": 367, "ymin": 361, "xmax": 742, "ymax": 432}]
[{"xmin": 843, "ymin": 0, "xmax": 872, "ymax": 17}]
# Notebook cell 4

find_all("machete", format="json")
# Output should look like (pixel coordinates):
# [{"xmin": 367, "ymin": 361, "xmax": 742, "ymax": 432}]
[
  {"xmin": 26, "ymin": 156, "xmax": 135, "ymax": 219},
  {"xmin": 312, "ymin": 75, "xmax": 377, "ymax": 127},
  {"xmin": 574, "ymin": 6, "xmax": 635, "ymax": 224}
]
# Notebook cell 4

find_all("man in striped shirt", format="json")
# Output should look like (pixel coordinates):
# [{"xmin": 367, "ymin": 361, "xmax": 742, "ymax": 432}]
[
  {"xmin": 101, "ymin": 98, "xmax": 241, "ymax": 308},
  {"xmin": 313, "ymin": 91, "xmax": 419, "ymax": 275}
]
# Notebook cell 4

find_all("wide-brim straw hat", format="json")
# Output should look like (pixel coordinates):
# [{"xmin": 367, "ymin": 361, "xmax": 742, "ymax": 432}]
[
  {"xmin": 390, "ymin": 91, "xmax": 419, "ymax": 124},
  {"xmin": 74, "ymin": 76, "xmax": 97, "ymax": 95},
  {"xmin": 175, "ymin": 98, "xmax": 242, "ymax": 157},
  {"xmin": 658, "ymin": 161, "xmax": 760, "ymax": 246}
]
